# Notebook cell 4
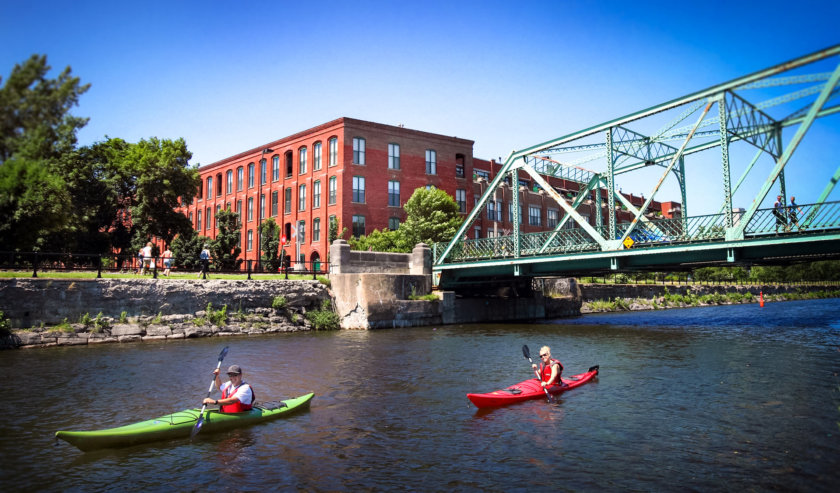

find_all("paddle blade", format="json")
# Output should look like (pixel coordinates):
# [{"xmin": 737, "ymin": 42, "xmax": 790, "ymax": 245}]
[
  {"xmin": 190, "ymin": 410, "xmax": 205, "ymax": 439},
  {"xmin": 522, "ymin": 345, "xmax": 530, "ymax": 359},
  {"xmin": 218, "ymin": 346, "xmax": 230, "ymax": 362}
]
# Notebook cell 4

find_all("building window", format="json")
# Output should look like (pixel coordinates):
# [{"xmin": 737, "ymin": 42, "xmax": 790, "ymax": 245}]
[
  {"xmin": 260, "ymin": 159, "xmax": 267, "ymax": 185},
  {"xmin": 236, "ymin": 200, "xmax": 242, "ymax": 224},
  {"xmin": 425, "ymin": 149, "xmax": 437, "ymax": 175},
  {"xmin": 197, "ymin": 210, "xmax": 202, "ymax": 230},
  {"xmin": 509, "ymin": 203, "xmax": 523, "ymax": 224},
  {"xmin": 313, "ymin": 180, "xmax": 321, "ymax": 209},
  {"xmin": 474, "ymin": 169, "xmax": 489, "ymax": 180},
  {"xmin": 329, "ymin": 137, "xmax": 337, "ymax": 167},
  {"xmin": 271, "ymin": 191, "xmax": 278, "ymax": 216},
  {"xmin": 189, "ymin": 211, "xmax": 193, "ymax": 225},
  {"xmin": 352, "ymin": 215, "xmax": 365, "ymax": 237},
  {"xmin": 388, "ymin": 217, "xmax": 400, "ymax": 230},
  {"xmin": 299, "ymin": 147, "xmax": 307, "ymax": 175},
  {"xmin": 247, "ymin": 229, "xmax": 253, "ymax": 251},
  {"xmin": 529, "ymin": 206, "xmax": 541, "ymax": 226},
  {"xmin": 272, "ymin": 155, "xmax": 280, "ymax": 181},
  {"xmin": 215, "ymin": 204, "xmax": 221, "ymax": 228},
  {"xmin": 474, "ymin": 226, "xmax": 481, "ymax": 239},
  {"xmin": 313, "ymin": 142, "xmax": 322, "ymax": 171},
  {"xmin": 285, "ymin": 151, "xmax": 293, "ymax": 177},
  {"xmin": 247, "ymin": 197, "xmax": 253, "ymax": 222},
  {"xmin": 388, "ymin": 180, "xmax": 400, "ymax": 207},
  {"xmin": 226, "ymin": 170, "xmax": 233, "ymax": 194},
  {"xmin": 352, "ymin": 176, "xmax": 365, "ymax": 203},
  {"xmin": 329, "ymin": 176, "xmax": 337, "ymax": 205},
  {"xmin": 353, "ymin": 137, "xmax": 365, "ymax": 164},
  {"xmin": 248, "ymin": 163, "xmax": 255, "ymax": 188},
  {"xmin": 197, "ymin": 181, "xmax": 203, "ymax": 201},
  {"xmin": 237, "ymin": 167, "xmax": 243, "ymax": 191},
  {"xmin": 299, "ymin": 184, "xmax": 306, "ymax": 211},
  {"xmin": 313, "ymin": 218, "xmax": 321, "ymax": 242},
  {"xmin": 259, "ymin": 193, "xmax": 265, "ymax": 220},
  {"xmin": 456, "ymin": 189, "xmax": 466, "ymax": 213},
  {"xmin": 284, "ymin": 188, "xmax": 291, "ymax": 214},
  {"xmin": 456, "ymin": 154, "xmax": 465, "ymax": 178},
  {"xmin": 488, "ymin": 200, "xmax": 502, "ymax": 221},
  {"xmin": 205, "ymin": 207, "xmax": 211, "ymax": 230},
  {"xmin": 298, "ymin": 220, "xmax": 306, "ymax": 244},
  {"xmin": 388, "ymin": 143, "xmax": 400, "ymax": 170},
  {"xmin": 547, "ymin": 209, "xmax": 559, "ymax": 228},
  {"xmin": 206, "ymin": 177, "xmax": 213, "ymax": 198}
]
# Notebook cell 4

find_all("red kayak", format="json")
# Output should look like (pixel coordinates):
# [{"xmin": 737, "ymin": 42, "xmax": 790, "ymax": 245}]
[{"xmin": 467, "ymin": 365, "xmax": 599, "ymax": 408}]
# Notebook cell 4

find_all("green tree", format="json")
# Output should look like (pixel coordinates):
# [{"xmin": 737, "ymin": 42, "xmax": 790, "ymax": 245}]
[
  {"xmin": 260, "ymin": 217, "xmax": 282, "ymax": 271},
  {"xmin": 348, "ymin": 228, "xmax": 409, "ymax": 252},
  {"xmin": 328, "ymin": 216, "xmax": 346, "ymax": 244},
  {"xmin": 0, "ymin": 157, "xmax": 70, "ymax": 251},
  {"xmin": 123, "ymin": 137, "xmax": 199, "ymax": 248},
  {"xmin": 170, "ymin": 227, "xmax": 209, "ymax": 270},
  {"xmin": 400, "ymin": 187, "xmax": 463, "ymax": 247},
  {"xmin": 211, "ymin": 209, "xmax": 242, "ymax": 271},
  {"xmin": 0, "ymin": 54, "xmax": 90, "ymax": 164}
]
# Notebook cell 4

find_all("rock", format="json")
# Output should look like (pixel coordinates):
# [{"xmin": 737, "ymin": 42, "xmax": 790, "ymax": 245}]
[
  {"xmin": 111, "ymin": 324, "xmax": 144, "ymax": 336},
  {"xmin": 145, "ymin": 325, "xmax": 172, "ymax": 337}
]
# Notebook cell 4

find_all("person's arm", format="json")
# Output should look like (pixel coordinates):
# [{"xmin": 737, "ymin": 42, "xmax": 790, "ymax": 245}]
[{"xmin": 531, "ymin": 363, "xmax": 541, "ymax": 380}]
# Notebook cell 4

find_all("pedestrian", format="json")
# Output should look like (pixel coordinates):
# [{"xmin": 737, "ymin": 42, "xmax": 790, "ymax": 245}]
[
  {"xmin": 772, "ymin": 195, "xmax": 787, "ymax": 233},
  {"xmin": 162, "ymin": 247, "xmax": 173, "ymax": 276},
  {"xmin": 198, "ymin": 244, "xmax": 211, "ymax": 279},
  {"xmin": 136, "ymin": 248, "xmax": 144, "ymax": 274},
  {"xmin": 788, "ymin": 196, "xmax": 801, "ymax": 230},
  {"xmin": 140, "ymin": 242, "xmax": 153, "ymax": 275}
]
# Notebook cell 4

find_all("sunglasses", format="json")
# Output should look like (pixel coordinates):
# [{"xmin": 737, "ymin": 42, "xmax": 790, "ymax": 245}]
[
  {"xmin": 539, "ymin": 353, "xmax": 549, "ymax": 357},
  {"xmin": 228, "ymin": 373, "xmax": 240, "ymax": 377}
]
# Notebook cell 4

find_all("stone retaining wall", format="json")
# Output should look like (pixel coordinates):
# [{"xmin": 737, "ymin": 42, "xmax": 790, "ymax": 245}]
[{"xmin": 0, "ymin": 278, "xmax": 329, "ymax": 328}]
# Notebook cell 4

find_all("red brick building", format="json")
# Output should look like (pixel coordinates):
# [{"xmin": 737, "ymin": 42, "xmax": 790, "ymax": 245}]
[{"xmin": 180, "ymin": 117, "xmax": 678, "ymax": 267}]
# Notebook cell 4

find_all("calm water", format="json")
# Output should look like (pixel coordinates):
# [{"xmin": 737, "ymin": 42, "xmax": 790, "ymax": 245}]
[{"xmin": 1, "ymin": 299, "xmax": 839, "ymax": 492}]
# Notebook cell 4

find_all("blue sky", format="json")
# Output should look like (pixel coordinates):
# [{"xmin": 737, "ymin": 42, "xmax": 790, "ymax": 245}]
[{"xmin": 2, "ymin": 0, "xmax": 838, "ymax": 213}]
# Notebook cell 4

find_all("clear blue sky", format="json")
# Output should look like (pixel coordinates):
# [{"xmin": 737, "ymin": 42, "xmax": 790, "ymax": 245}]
[{"xmin": 2, "ymin": 0, "xmax": 838, "ymax": 213}]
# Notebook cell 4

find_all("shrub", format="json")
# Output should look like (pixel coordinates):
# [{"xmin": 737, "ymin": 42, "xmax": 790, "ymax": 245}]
[
  {"xmin": 119, "ymin": 311, "xmax": 127, "ymax": 323},
  {"xmin": 79, "ymin": 312, "xmax": 92, "ymax": 327},
  {"xmin": 206, "ymin": 303, "xmax": 228, "ymax": 327},
  {"xmin": 93, "ymin": 312, "xmax": 109, "ymax": 333},
  {"xmin": 305, "ymin": 299, "xmax": 340, "ymax": 330},
  {"xmin": 271, "ymin": 296, "xmax": 288, "ymax": 311},
  {"xmin": 0, "ymin": 311, "xmax": 10, "ymax": 337}
]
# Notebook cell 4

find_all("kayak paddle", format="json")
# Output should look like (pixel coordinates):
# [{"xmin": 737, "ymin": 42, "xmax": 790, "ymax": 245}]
[
  {"xmin": 522, "ymin": 344, "xmax": 553, "ymax": 403},
  {"xmin": 191, "ymin": 346, "xmax": 230, "ymax": 439}
]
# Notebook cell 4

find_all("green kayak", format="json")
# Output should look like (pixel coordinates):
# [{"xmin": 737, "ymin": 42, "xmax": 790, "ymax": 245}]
[{"xmin": 56, "ymin": 392, "xmax": 314, "ymax": 451}]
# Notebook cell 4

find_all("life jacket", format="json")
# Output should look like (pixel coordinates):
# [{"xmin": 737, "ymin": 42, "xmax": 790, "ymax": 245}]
[
  {"xmin": 220, "ymin": 382, "xmax": 255, "ymax": 413},
  {"xmin": 539, "ymin": 358, "xmax": 564, "ymax": 386}
]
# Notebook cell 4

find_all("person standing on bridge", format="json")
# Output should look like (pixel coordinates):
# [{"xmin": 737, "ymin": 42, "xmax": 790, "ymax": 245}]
[
  {"xmin": 531, "ymin": 346, "xmax": 564, "ymax": 388},
  {"xmin": 773, "ymin": 195, "xmax": 787, "ymax": 233},
  {"xmin": 788, "ymin": 196, "xmax": 801, "ymax": 231}
]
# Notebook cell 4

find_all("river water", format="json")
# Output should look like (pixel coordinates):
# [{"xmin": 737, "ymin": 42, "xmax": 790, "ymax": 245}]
[{"xmin": 1, "ymin": 299, "xmax": 838, "ymax": 492}]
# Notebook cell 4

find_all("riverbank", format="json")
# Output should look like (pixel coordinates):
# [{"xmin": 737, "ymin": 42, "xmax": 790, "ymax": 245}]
[{"xmin": 579, "ymin": 283, "xmax": 840, "ymax": 313}]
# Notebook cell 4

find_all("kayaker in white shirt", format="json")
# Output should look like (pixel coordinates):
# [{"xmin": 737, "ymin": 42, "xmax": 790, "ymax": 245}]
[{"xmin": 203, "ymin": 364, "xmax": 255, "ymax": 413}]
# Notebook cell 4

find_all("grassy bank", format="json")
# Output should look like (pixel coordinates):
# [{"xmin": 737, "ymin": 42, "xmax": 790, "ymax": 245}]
[{"xmin": 582, "ymin": 288, "xmax": 840, "ymax": 313}]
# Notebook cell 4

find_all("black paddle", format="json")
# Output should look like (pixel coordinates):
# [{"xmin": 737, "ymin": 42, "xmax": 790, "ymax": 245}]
[
  {"xmin": 191, "ymin": 346, "xmax": 230, "ymax": 439},
  {"xmin": 522, "ymin": 344, "xmax": 553, "ymax": 403}
]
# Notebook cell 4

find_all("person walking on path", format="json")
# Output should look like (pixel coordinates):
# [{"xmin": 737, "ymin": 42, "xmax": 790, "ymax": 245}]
[
  {"xmin": 198, "ymin": 244, "xmax": 211, "ymax": 279},
  {"xmin": 140, "ymin": 242, "xmax": 153, "ymax": 275},
  {"xmin": 162, "ymin": 247, "xmax": 173, "ymax": 276}
]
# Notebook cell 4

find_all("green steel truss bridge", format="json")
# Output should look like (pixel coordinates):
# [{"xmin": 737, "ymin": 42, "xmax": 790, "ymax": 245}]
[{"xmin": 433, "ymin": 45, "xmax": 840, "ymax": 291}]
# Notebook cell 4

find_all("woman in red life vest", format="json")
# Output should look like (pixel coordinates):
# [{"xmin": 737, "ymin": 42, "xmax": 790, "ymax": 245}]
[
  {"xmin": 203, "ymin": 364, "xmax": 255, "ymax": 413},
  {"xmin": 531, "ymin": 345, "xmax": 564, "ymax": 388}
]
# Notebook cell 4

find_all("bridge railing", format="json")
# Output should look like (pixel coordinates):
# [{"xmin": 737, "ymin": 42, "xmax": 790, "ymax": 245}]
[{"xmin": 434, "ymin": 201, "xmax": 840, "ymax": 264}]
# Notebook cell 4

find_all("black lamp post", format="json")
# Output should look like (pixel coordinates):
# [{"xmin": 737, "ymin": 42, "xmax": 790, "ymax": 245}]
[{"xmin": 256, "ymin": 148, "xmax": 273, "ymax": 272}]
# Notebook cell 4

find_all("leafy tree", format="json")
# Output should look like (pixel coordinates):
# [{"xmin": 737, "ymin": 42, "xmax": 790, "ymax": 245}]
[
  {"xmin": 170, "ymin": 227, "xmax": 209, "ymax": 270},
  {"xmin": 211, "ymin": 209, "xmax": 242, "ymax": 271},
  {"xmin": 0, "ymin": 157, "xmax": 70, "ymax": 251},
  {"xmin": 400, "ymin": 187, "xmax": 463, "ymax": 247},
  {"xmin": 348, "ymin": 228, "xmax": 409, "ymax": 253},
  {"xmin": 260, "ymin": 217, "xmax": 282, "ymax": 271},
  {"xmin": 123, "ymin": 137, "xmax": 199, "ymax": 248},
  {"xmin": 328, "ymin": 216, "xmax": 346, "ymax": 244},
  {"xmin": 0, "ymin": 54, "xmax": 90, "ymax": 164}
]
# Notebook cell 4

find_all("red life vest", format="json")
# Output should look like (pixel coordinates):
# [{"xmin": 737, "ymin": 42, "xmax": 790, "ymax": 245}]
[
  {"xmin": 539, "ymin": 358, "xmax": 564, "ymax": 385},
  {"xmin": 220, "ymin": 382, "xmax": 255, "ymax": 413}
]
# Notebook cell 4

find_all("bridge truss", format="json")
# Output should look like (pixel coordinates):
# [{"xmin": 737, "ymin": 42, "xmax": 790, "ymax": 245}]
[{"xmin": 434, "ymin": 45, "xmax": 840, "ymax": 290}]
